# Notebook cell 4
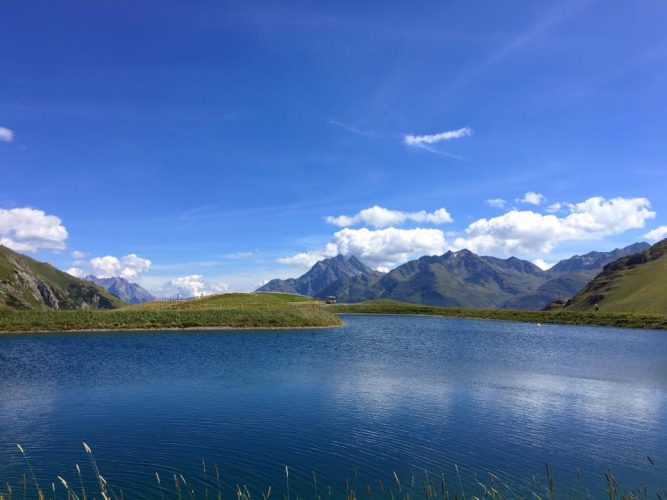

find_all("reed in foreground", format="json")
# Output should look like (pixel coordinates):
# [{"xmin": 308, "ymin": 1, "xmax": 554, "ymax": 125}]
[{"xmin": 2, "ymin": 443, "xmax": 664, "ymax": 500}]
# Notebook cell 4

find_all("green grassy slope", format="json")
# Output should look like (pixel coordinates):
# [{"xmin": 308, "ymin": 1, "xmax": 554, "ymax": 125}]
[
  {"xmin": 566, "ymin": 239, "xmax": 667, "ymax": 313},
  {"xmin": 0, "ymin": 292, "xmax": 341, "ymax": 332},
  {"xmin": 0, "ymin": 245, "xmax": 125, "ymax": 310},
  {"xmin": 329, "ymin": 299, "xmax": 667, "ymax": 329}
]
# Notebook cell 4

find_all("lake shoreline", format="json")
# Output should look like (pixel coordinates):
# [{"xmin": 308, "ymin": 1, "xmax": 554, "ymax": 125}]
[
  {"xmin": 0, "ymin": 323, "xmax": 342, "ymax": 335},
  {"xmin": 336, "ymin": 311, "xmax": 667, "ymax": 331},
  {"xmin": 328, "ymin": 301, "xmax": 667, "ymax": 330}
]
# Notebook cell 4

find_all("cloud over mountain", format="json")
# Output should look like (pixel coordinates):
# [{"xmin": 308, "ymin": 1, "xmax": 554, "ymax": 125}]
[
  {"xmin": 0, "ymin": 207, "xmax": 68, "ymax": 252},
  {"xmin": 279, "ymin": 196, "xmax": 657, "ymax": 271},
  {"xmin": 453, "ymin": 196, "xmax": 655, "ymax": 256},
  {"xmin": 279, "ymin": 227, "xmax": 448, "ymax": 269},
  {"xmin": 644, "ymin": 225, "xmax": 667, "ymax": 242},
  {"xmin": 73, "ymin": 253, "xmax": 152, "ymax": 280},
  {"xmin": 160, "ymin": 275, "xmax": 229, "ymax": 297}
]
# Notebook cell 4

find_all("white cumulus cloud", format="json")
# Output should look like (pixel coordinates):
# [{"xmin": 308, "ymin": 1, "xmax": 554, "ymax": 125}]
[
  {"xmin": 279, "ymin": 227, "xmax": 448, "ymax": 269},
  {"xmin": 519, "ymin": 192, "xmax": 546, "ymax": 205},
  {"xmin": 325, "ymin": 205, "xmax": 452, "ymax": 228},
  {"xmin": 453, "ymin": 196, "xmax": 655, "ymax": 256},
  {"xmin": 160, "ymin": 275, "xmax": 230, "ymax": 298},
  {"xmin": 404, "ymin": 127, "xmax": 473, "ymax": 146},
  {"xmin": 644, "ymin": 225, "xmax": 667, "ymax": 242},
  {"xmin": 66, "ymin": 267, "xmax": 85, "ymax": 278},
  {"xmin": 0, "ymin": 126, "xmax": 14, "ymax": 142},
  {"xmin": 89, "ymin": 253, "xmax": 152, "ymax": 280},
  {"xmin": 71, "ymin": 250, "xmax": 88, "ymax": 259},
  {"xmin": 532, "ymin": 259, "xmax": 554, "ymax": 270},
  {"xmin": 0, "ymin": 207, "xmax": 68, "ymax": 252}
]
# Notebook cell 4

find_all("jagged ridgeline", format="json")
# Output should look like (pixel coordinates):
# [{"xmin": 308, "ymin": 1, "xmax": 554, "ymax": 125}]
[
  {"xmin": 0, "ymin": 245, "xmax": 125, "ymax": 310},
  {"xmin": 85, "ymin": 275, "xmax": 155, "ymax": 304},
  {"xmin": 564, "ymin": 238, "xmax": 667, "ymax": 313},
  {"xmin": 257, "ymin": 243, "xmax": 651, "ymax": 310}
]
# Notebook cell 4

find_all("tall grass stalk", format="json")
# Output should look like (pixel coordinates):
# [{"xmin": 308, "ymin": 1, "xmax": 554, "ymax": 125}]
[
  {"xmin": 16, "ymin": 445, "xmax": 42, "ymax": 500},
  {"xmin": 82, "ymin": 443, "xmax": 111, "ymax": 500},
  {"xmin": 75, "ymin": 465, "xmax": 85, "ymax": 500}
]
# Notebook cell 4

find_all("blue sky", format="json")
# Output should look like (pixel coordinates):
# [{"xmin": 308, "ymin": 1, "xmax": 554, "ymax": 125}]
[{"xmin": 1, "ymin": 1, "xmax": 666, "ymax": 295}]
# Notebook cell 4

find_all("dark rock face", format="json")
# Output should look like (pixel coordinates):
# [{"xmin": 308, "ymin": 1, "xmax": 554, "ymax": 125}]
[
  {"xmin": 36, "ymin": 281, "xmax": 60, "ymax": 308},
  {"xmin": 0, "ymin": 245, "xmax": 123, "ymax": 310}
]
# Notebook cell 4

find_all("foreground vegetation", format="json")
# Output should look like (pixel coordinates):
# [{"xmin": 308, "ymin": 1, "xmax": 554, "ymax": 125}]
[
  {"xmin": 566, "ymin": 239, "xmax": 667, "ymax": 313},
  {"xmin": 328, "ymin": 300, "xmax": 667, "ymax": 330},
  {"xmin": 0, "ymin": 293, "xmax": 341, "ymax": 333},
  {"xmin": 2, "ymin": 442, "xmax": 663, "ymax": 500}
]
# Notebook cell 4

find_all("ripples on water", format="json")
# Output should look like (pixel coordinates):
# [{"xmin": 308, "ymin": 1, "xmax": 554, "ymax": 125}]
[{"xmin": 0, "ymin": 315, "xmax": 665, "ymax": 497}]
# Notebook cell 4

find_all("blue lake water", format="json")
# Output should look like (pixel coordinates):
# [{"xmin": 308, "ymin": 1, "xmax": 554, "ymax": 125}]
[{"xmin": 1, "ymin": 314, "xmax": 666, "ymax": 498}]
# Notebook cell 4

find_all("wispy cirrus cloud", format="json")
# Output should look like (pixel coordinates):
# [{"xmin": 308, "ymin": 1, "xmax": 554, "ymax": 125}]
[
  {"xmin": 329, "ymin": 119, "xmax": 380, "ymax": 138},
  {"xmin": 403, "ymin": 127, "xmax": 473, "ymax": 159},
  {"xmin": 404, "ymin": 127, "xmax": 473, "ymax": 146},
  {"xmin": 486, "ymin": 198, "xmax": 507, "ymax": 209}
]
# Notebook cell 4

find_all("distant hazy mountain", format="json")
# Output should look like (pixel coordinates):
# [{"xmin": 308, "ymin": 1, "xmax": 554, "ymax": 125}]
[
  {"xmin": 367, "ymin": 250, "xmax": 545, "ymax": 308},
  {"xmin": 504, "ymin": 242, "xmax": 650, "ymax": 309},
  {"xmin": 564, "ymin": 239, "xmax": 667, "ymax": 313},
  {"xmin": 257, "ymin": 255, "xmax": 384, "ymax": 299},
  {"xmin": 258, "ymin": 243, "xmax": 650, "ymax": 309},
  {"xmin": 0, "ymin": 245, "xmax": 124, "ymax": 310},
  {"xmin": 86, "ymin": 275, "xmax": 155, "ymax": 303}
]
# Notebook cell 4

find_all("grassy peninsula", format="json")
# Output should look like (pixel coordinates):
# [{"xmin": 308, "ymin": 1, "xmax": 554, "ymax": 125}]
[
  {"xmin": 0, "ymin": 293, "xmax": 341, "ymax": 333},
  {"xmin": 328, "ymin": 300, "xmax": 667, "ymax": 330}
]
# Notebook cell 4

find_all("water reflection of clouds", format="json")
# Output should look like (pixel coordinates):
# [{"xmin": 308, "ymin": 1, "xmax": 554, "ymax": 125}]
[
  {"xmin": 331, "ymin": 367, "xmax": 452, "ymax": 418},
  {"xmin": 0, "ymin": 381, "xmax": 59, "ymax": 471},
  {"xmin": 473, "ymin": 372, "xmax": 667, "ymax": 454}
]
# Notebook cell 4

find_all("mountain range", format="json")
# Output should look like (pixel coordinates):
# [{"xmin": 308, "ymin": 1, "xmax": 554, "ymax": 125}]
[
  {"xmin": 0, "ymin": 245, "xmax": 124, "ymax": 310},
  {"xmin": 564, "ymin": 238, "xmax": 667, "ymax": 313},
  {"xmin": 85, "ymin": 275, "xmax": 155, "ymax": 303},
  {"xmin": 257, "ymin": 242, "xmax": 650, "ymax": 309}
]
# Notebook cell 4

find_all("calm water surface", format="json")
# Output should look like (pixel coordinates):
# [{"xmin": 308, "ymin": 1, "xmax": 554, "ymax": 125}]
[{"xmin": 1, "ymin": 315, "xmax": 666, "ymax": 497}]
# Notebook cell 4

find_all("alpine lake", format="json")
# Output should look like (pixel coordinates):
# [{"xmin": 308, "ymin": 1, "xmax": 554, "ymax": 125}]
[{"xmin": 1, "ymin": 314, "xmax": 666, "ymax": 498}]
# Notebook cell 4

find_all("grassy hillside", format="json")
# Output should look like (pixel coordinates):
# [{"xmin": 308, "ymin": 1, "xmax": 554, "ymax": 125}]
[
  {"xmin": 566, "ymin": 239, "xmax": 667, "ymax": 313},
  {"xmin": 0, "ymin": 245, "xmax": 124, "ymax": 310},
  {"xmin": 329, "ymin": 300, "xmax": 667, "ymax": 330},
  {"xmin": 0, "ymin": 292, "xmax": 342, "ymax": 332}
]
